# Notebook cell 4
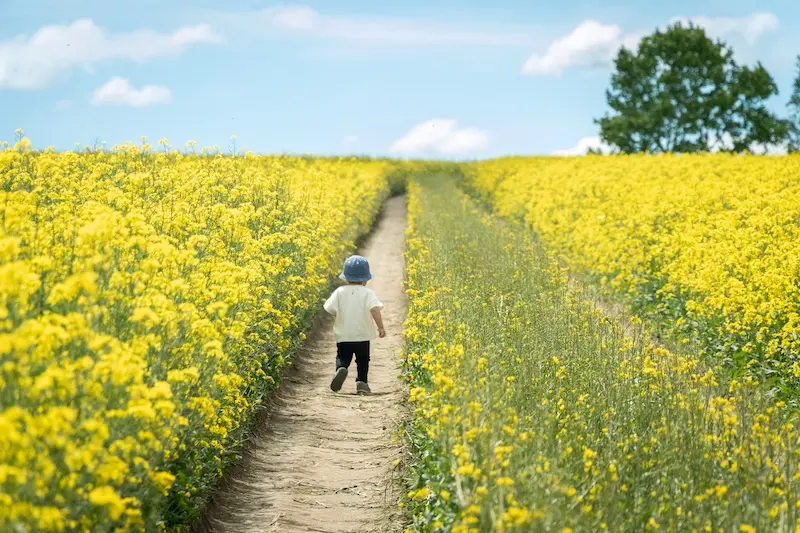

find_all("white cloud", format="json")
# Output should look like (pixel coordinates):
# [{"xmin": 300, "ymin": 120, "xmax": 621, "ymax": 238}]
[
  {"xmin": 670, "ymin": 12, "xmax": 779, "ymax": 45},
  {"xmin": 271, "ymin": 6, "xmax": 319, "ymax": 30},
  {"xmin": 755, "ymin": 143, "xmax": 788, "ymax": 156},
  {"xmin": 553, "ymin": 133, "xmax": 786, "ymax": 156},
  {"xmin": 342, "ymin": 135, "xmax": 359, "ymax": 145},
  {"xmin": 707, "ymin": 132, "xmax": 734, "ymax": 152},
  {"xmin": 523, "ymin": 12, "xmax": 778, "ymax": 76},
  {"xmin": 523, "ymin": 21, "xmax": 629, "ymax": 76},
  {"xmin": 227, "ymin": 5, "xmax": 537, "ymax": 47},
  {"xmin": 708, "ymin": 132, "xmax": 788, "ymax": 155},
  {"xmin": 552, "ymin": 135, "xmax": 612, "ymax": 156},
  {"xmin": 0, "ymin": 19, "xmax": 222, "ymax": 90},
  {"xmin": 91, "ymin": 77, "xmax": 172, "ymax": 107},
  {"xmin": 390, "ymin": 119, "xmax": 489, "ymax": 155}
]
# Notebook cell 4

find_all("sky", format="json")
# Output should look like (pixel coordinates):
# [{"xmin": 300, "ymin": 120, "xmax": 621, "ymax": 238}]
[{"xmin": 2, "ymin": 0, "xmax": 799, "ymax": 158}]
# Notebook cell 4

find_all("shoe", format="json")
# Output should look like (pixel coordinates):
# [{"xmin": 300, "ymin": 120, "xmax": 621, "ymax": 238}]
[
  {"xmin": 330, "ymin": 367, "xmax": 348, "ymax": 392},
  {"xmin": 356, "ymin": 381, "xmax": 371, "ymax": 394}
]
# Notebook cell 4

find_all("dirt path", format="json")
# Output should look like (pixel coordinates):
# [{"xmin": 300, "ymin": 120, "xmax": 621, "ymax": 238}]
[{"xmin": 198, "ymin": 196, "xmax": 408, "ymax": 533}]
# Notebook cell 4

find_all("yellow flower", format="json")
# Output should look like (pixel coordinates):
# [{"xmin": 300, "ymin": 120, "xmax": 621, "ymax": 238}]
[
  {"xmin": 150, "ymin": 471, "xmax": 176, "ymax": 494},
  {"xmin": 408, "ymin": 488, "xmax": 430, "ymax": 500},
  {"xmin": 0, "ymin": 147, "xmax": 392, "ymax": 531},
  {"xmin": 399, "ymin": 164, "xmax": 800, "ymax": 533},
  {"xmin": 88, "ymin": 486, "xmax": 127, "ymax": 521},
  {"xmin": 469, "ymin": 155, "xmax": 800, "ymax": 397}
]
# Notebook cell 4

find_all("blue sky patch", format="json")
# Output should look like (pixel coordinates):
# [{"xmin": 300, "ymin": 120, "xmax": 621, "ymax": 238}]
[{"xmin": 2, "ymin": 0, "xmax": 799, "ymax": 157}]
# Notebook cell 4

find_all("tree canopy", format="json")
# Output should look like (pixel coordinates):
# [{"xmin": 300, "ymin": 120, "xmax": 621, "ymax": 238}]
[
  {"xmin": 596, "ymin": 22, "xmax": 788, "ymax": 154},
  {"xmin": 788, "ymin": 55, "xmax": 800, "ymax": 153}
]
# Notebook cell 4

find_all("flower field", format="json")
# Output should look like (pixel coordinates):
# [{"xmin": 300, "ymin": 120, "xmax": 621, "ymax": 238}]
[
  {"xmin": 0, "ymin": 142, "xmax": 393, "ymax": 531},
  {"xmin": 6, "ymin": 137, "xmax": 800, "ymax": 533},
  {"xmin": 402, "ymin": 175, "xmax": 800, "ymax": 532},
  {"xmin": 458, "ymin": 156, "xmax": 800, "ymax": 402}
]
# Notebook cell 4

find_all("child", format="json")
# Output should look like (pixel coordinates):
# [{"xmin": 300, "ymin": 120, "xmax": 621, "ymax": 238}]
[{"xmin": 323, "ymin": 255, "xmax": 385, "ymax": 394}]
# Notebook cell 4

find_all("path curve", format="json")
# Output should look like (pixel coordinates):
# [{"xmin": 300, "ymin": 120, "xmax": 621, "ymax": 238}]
[{"xmin": 198, "ymin": 195, "xmax": 408, "ymax": 533}]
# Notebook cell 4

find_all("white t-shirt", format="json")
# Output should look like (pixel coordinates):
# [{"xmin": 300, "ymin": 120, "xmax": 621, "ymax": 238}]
[{"xmin": 323, "ymin": 285, "xmax": 384, "ymax": 342}]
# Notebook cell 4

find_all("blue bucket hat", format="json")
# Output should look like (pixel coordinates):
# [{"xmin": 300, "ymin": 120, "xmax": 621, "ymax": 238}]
[{"xmin": 339, "ymin": 255, "xmax": 373, "ymax": 282}]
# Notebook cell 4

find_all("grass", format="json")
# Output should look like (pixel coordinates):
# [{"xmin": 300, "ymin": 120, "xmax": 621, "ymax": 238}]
[{"xmin": 401, "ymin": 174, "xmax": 800, "ymax": 532}]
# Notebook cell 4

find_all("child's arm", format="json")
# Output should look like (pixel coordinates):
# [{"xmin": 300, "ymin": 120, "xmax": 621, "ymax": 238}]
[{"xmin": 370, "ymin": 307, "xmax": 385, "ymax": 338}]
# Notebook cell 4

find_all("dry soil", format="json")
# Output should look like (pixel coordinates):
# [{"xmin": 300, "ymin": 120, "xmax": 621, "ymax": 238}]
[{"xmin": 198, "ymin": 195, "xmax": 408, "ymax": 533}]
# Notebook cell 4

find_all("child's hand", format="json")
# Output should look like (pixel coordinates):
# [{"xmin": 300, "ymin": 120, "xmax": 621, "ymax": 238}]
[{"xmin": 371, "ymin": 307, "xmax": 385, "ymax": 338}]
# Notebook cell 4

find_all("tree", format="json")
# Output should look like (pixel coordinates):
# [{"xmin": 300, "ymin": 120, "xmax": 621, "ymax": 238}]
[
  {"xmin": 596, "ymin": 22, "xmax": 788, "ymax": 154},
  {"xmin": 788, "ymin": 55, "xmax": 800, "ymax": 153},
  {"xmin": 718, "ymin": 63, "xmax": 788, "ymax": 152}
]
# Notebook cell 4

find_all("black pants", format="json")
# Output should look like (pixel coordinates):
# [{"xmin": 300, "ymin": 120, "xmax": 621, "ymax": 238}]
[{"xmin": 336, "ymin": 341, "xmax": 370, "ymax": 383}]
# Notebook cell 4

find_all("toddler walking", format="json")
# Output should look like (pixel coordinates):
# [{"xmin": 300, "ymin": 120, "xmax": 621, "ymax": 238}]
[{"xmin": 324, "ymin": 255, "xmax": 385, "ymax": 394}]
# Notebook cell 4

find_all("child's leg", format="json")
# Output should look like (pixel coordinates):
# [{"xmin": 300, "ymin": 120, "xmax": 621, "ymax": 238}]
[
  {"xmin": 336, "ymin": 342, "xmax": 355, "ymax": 370},
  {"xmin": 331, "ymin": 342, "xmax": 354, "ymax": 392},
  {"xmin": 353, "ymin": 341, "xmax": 370, "ymax": 383}
]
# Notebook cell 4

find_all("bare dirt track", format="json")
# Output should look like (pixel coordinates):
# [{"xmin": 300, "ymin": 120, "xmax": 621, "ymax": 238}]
[{"xmin": 197, "ymin": 195, "xmax": 408, "ymax": 533}]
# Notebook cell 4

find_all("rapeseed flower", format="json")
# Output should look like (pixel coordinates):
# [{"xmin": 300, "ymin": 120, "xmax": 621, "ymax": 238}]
[
  {"xmin": 0, "ymin": 143, "xmax": 394, "ymax": 531},
  {"xmin": 462, "ymin": 154, "xmax": 800, "ymax": 402},
  {"xmin": 402, "ymin": 174, "xmax": 800, "ymax": 533}
]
